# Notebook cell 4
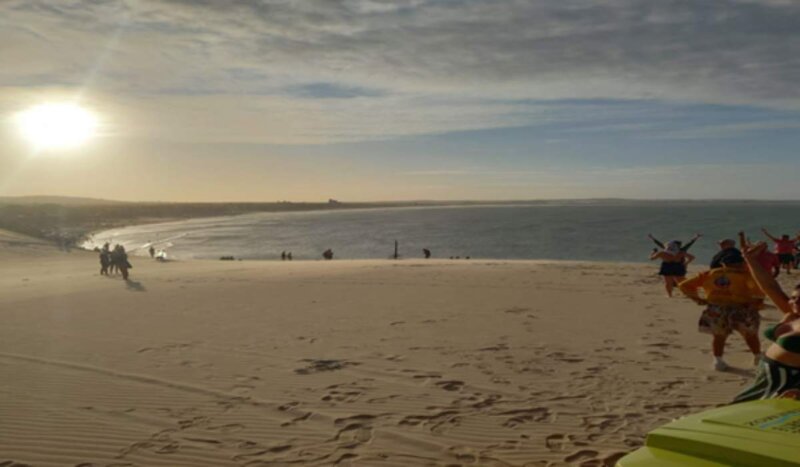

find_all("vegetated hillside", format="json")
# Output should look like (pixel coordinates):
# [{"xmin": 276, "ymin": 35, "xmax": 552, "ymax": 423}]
[
  {"xmin": 0, "ymin": 201, "xmax": 397, "ymax": 246},
  {"xmin": 0, "ymin": 195, "xmax": 124, "ymax": 206}
]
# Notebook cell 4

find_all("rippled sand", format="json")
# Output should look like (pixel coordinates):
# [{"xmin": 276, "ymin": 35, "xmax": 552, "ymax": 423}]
[{"xmin": 0, "ymin": 230, "xmax": 780, "ymax": 466}]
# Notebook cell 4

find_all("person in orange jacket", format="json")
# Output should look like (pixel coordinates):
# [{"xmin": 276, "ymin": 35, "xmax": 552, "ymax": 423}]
[{"xmin": 679, "ymin": 248, "xmax": 763, "ymax": 371}]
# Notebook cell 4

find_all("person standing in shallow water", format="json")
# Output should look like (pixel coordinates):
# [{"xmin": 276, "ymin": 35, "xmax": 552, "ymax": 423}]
[{"xmin": 650, "ymin": 240, "xmax": 694, "ymax": 297}]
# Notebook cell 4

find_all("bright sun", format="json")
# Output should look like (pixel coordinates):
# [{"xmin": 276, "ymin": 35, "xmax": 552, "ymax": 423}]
[{"xmin": 16, "ymin": 103, "xmax": 98, "ymax": 150}]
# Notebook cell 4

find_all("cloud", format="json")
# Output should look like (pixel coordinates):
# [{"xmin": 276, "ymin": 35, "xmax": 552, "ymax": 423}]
[{"xmin": 2, "ymin": 0, "xmax": 800, "ymax": 143}]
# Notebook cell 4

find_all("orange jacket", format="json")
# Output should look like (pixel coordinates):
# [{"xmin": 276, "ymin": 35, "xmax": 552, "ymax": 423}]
[{"xmin": 678, "ymin": 266, "xmax": 764, "ymax": 307}]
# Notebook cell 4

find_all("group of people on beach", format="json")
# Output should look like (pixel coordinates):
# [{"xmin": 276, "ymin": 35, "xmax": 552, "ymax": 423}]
[
  {"xmin": 98, "ymin": 243, "xmax": 132, "ymax": 280},
  {"xmin": 649, "ymin": 229, "xmax": 800, "ymax": 402}
]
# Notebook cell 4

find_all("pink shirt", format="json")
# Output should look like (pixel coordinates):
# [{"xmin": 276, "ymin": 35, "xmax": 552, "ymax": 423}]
[{"xmin": 774, "ymin": 239, "xmax": 796, "ymax": 255}]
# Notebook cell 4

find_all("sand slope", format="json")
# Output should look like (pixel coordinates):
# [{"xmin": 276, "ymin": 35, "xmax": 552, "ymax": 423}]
[{"xmin": 0, "ymin": 247, "xmax": 785, "ymax": 466}]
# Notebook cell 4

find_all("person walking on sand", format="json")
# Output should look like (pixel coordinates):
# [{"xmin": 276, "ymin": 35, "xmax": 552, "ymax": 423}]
[
  {"xmin": 112, "ymin": 245, "xmax": 132, "ymax": 280},
  {"xmin": 650, "ymin": 240, "xmax": 695, "ymax": 297},
  {"xmin": 149, "ymin": 245, "xmax": 155, "ymax": 258},
  {"xmin": 733, "ymin": 241, "xmax": 800, "ymax": 402},
  {"xmin": 99, "ymin": 243, "xmax": 111, "ymax": 275},
  {"xmin": 761, "ymin": 228, "xmax": 799, "ymax": 275},
  {"xmin": 679, "ymin": 250, "xmax": 764, "ymax": 371}
]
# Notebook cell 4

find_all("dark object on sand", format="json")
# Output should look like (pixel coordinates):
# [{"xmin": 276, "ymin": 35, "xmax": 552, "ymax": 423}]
[
  {"xmin": 111, "ymin": 245, "xmax": 131, "ymax": 280},
  {"xmin": 220, "ymin": 256, "xmax": 235, "ymax": 261},
  {"xmin": 423, "ymin": 248, "xmax": 431, "ymax": 259},
  {"xmin": 322, "ymin": 249, "xmax": 333, "ymax": 260}
]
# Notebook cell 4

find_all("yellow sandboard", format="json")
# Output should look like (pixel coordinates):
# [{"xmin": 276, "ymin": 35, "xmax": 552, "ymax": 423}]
[{"xmin": 617, "ymin": 399, "xmax": 800, "ymax": 466}]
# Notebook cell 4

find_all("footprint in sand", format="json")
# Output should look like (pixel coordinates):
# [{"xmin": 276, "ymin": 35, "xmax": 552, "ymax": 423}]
[
  {"xmin": 412, "ymin": 372, "xmax": 443, "ymax": 380},
  {"xmin": 498, "ymin": 407, "xmax": 550, "ymax": 427},
  {"xmin": 447, "ymin": 446, "xmax": 478, "ymax": 463},
  {"xmin": 321, "ymin": 389, "xmax": 363, "ymax": 403},
  {"xmin": 277, "ymin": 402, "xmax": 299, "ymax": 411},
  {"xmin": 295, "ymin": 359, "xmax": 360, "ymax": 375},
  {"xmin": 334, "ymin": 422, "xmax": 374, "ymax": 445},
  {"xmin": 403, "ymin": 410, "xmax": 463, "ymax": 434},
  {"xmin": 435, "ymin": 380, "xmax": 465, "ymax": 391},
  {"xmin": 281, "ymin": 411, "xmax": 313, "ymax": 427},
  {"xmin": 231, "ymin": 384, "xmax": 255, "ymax": 395},
  {"xmin": 564, "ymin": 449, "xmax": 599, "ymax": 463},
  {"xmin": 233, "ymin": 443, "xmax": 293, "ymax": 461},
  {"xmin": 545, "ymin": 433, "xmax": 571, "ymax": 451}
]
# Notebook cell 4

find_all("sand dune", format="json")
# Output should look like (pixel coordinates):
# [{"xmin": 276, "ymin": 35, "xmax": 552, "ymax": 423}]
[{"xmin": 0, "ymin": 244, "xmax": 785, "ymax": 466}]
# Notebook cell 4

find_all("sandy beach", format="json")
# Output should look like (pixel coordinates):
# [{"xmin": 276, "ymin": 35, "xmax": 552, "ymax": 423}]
[{"xmin": 0, "ymin": 231, "xmax": 788, "ymax": 467}]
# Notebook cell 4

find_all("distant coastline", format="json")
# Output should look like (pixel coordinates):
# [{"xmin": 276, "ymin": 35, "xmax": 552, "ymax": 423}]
[{"xmin": 3, "ymin": 196, "xmax": 800, "ymax": 250}]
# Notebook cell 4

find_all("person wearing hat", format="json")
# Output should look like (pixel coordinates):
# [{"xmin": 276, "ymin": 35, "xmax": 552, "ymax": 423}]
[
  {"xmin": 679, "ymin": 249, "xmax": 764, "ymax": 371},
  {"xmin": 709, "ymin": 238, "xmax": 740, "ymax": 268}
]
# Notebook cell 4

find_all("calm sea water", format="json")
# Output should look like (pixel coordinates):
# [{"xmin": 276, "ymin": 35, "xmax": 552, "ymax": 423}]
[{"xmin": 83, "ymin": 201, "xmax": 800, "ymax": 264}]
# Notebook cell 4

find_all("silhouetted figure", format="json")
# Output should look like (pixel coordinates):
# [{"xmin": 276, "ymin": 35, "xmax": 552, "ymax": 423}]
[
  {"xmin": 111, "ymin": 245, "xmax": 132, "ymax": 280},
  {"xmin": 287, "ymin": 252, "xmax": 293, "ymax": 261},
  {"xmin": 149, "ymin": 245, "xmax": 156, "ymax": 258},
  {"xmin": 323, "ymin": 249, "xmax": 334, "ymax": 260},
  {"xmin": 281, "ymin": 251, "xmax": 286, "ymax": 261},
  {"xmin": 393, "ymin": 240, "xmax": 399, "ymax": 260},
  {"xmin": 423, "ymin": 248, "xmax": 431, "ymax": 259},
  {"xmin": 99, "ymin": 243, "xmax": 111, "ymax": 275}
]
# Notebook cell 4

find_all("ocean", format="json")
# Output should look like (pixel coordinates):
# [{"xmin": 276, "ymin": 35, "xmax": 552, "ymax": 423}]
[{"xmin": 83, "ymin": 201, "xmax": 800, "ymax": 264}]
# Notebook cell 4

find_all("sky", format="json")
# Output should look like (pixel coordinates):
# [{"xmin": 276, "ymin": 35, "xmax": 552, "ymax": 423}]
[{"xmin": 1, "ymin": 0, "xmax": 800, "ymax": 202}]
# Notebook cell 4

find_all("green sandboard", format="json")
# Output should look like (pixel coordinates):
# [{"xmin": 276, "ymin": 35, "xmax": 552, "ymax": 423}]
[{"xmin": 617, "ymin": 399, "xmax": 800, "ymax": 466}]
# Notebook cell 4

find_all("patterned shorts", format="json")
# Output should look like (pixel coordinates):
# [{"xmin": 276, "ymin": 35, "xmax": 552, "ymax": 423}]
[{"xmin": 698, "ymin": 305, "xmax": 761, "ymax": 337}]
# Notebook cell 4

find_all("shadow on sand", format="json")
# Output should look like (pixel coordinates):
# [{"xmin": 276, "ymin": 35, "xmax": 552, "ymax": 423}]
[{"xmin": 125, "ymin": 280, "xmax": 146, "ymax": 292}]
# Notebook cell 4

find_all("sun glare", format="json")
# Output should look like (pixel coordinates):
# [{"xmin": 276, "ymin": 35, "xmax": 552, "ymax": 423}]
[{"xmin": 16, "ymin": 103, "xmax": 98, "ymax": 150}]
